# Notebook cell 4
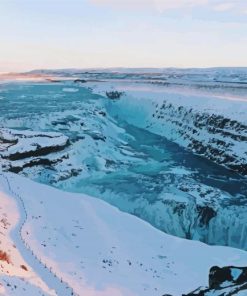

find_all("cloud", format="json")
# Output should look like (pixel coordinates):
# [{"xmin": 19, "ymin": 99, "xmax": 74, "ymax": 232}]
[
  {"xmin": 213, "ymin": 2, "xmax": 235, "ymax": 12},
  {"xmin": 154, "ymin": 0, "xmax": 208, "ymax": 9},
  {"xmin": 90, "ymin": 0, "xmax": 247, "ymax": 14},
  {"xmin": 90, "ymin": 0, "xmax": 208, "ymax": 11}
]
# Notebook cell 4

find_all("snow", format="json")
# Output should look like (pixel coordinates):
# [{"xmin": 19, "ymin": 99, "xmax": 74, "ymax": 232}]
[
  {"xmin": 86, "ymin": 80, "xmax": 247, "ymax": 124},
  {"xmin": 0, "ymin": 276, "xmax": 52, "ymax": 296},
  {"xmin": 231, "ymin": 268, "xmax": 243, "ymax": 281},
  {"xmin": 0, "ymin": 175, "xmax": 55, "ymax": 296},
  {"xmin": 1, "ymin": 173, "xmax": 247, "ymax": 296},
  {"xmin": 0, "ymin": 128, "xmax": 69, "ymax": 173},
  {"xmin": 235, "ymin": 291, "xmax": 247, "ymax": 296},
  {"xmin": 62, "ymin": 88, "xmax": 79, "ymax": 93},
  {"xmin": 0, "ymin": 129, "xmax": 68, "ymax": 157}
]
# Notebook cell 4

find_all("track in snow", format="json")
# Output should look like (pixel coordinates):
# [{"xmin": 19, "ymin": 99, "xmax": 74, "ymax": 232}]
[{"xmin": 0, "ymin": 173, "xmax": 78, "ymax": 296}]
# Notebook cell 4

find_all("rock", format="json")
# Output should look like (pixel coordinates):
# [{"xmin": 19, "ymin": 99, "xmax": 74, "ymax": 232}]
[
  {"xmin": 46, "ymin": 78, "xmax": 61, "ymax": 83},
  {"xmin": 152, "ymin": 101, "xmax": 247, "ymax": 176},
  {"xmin": 197, "ymin": 206, "xmax": 216, "ymax": 226},
  {"xmin": 105, "ymin": 91, "xmax": 124, "ymax": 100},
  {"xmin": 209, "ymin": 266, "xmax": 247, "ymax": 289},
  {"xmin": 74, "ymin": 79, "xmax": 87, "ymax": 83},
  {"xmin": 183, "ymin": 266, "xmax": 247, "ymax": 295},
  {"xmin": 0, "ymin": 128, "xmax": 69, "ymax": 172}
]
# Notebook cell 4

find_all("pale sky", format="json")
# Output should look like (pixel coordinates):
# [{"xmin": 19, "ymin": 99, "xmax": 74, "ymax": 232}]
[{"xmin": 0, "ymin": 0, "xmax": 247, "ymax": 72}]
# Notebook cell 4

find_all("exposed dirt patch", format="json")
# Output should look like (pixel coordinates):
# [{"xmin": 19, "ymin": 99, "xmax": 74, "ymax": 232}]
[{"xmin": 0, "ymin": 250, "xmax": 11, "ymax": 264}]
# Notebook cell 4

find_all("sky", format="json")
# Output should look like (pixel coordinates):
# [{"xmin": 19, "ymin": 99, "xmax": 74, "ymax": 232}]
[{"xmin": 0, "ymin": 0, "xmax": 247, "ymax": 72}]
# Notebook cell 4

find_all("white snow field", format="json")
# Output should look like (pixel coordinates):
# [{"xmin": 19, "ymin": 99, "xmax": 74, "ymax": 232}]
[
  {"xmin": 0, "ymin": 174, "xmax": 56, "ymax": 296},
  {"xmin": 1, "ymin": 173, "xmax": 247, "ymax": 296}
]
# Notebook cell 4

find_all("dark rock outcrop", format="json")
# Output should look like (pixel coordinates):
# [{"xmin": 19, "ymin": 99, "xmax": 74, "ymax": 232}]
[
  {"xmin": 3, "ymin": 142, "xmax": 69, "ymax": 161},
  {"xmin": 0, "ymin": 128, "xmax": 69, "ymax": 173},
  {"xmin": 184, "ymin": 266, "xmax": 247, "ymax": 295},
  {"xmin": 106, "ymin": 91, "xmax": 124, "ymax": 100},
  {"xmin": 74, "ymin": 79, "xmax": 87, "ymax": 83}
]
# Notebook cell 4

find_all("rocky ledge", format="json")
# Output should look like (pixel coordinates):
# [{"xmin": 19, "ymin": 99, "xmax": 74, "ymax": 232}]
[
  {"xmin": 150, "ymin": 101, "xmax": 247, "ymax": 175},
  {"xmin": 0, "ymin": 128, "xmax": 69, "ymax": 172}
]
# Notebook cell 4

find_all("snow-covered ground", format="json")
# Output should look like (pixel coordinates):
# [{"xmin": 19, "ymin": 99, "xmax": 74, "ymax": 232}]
[
  {"xmin": 1, "ymin": 172, "xmax": 247, "ymax": 296},
  {"xmin": 0, "ymin": 174, "xmax": 56, "ymax": 296},
  {"xmin": 1, "ymin": 69, "xmax": 247, "ymax": 295}
]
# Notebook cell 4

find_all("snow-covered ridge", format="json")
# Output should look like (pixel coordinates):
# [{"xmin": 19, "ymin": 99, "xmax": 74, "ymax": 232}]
[
  {"xmin": 1, "ymin": 173, "xmax": 247, "ymax": 296},
  {"xmin": 87, "ymin": 81, "xmax": 247, "ymax": 175},
  {"xmin": 0, "ymin": 128, "xmax": 69, "ymax": 173}
]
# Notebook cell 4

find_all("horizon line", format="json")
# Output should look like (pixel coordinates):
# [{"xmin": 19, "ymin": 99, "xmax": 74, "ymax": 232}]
[{"xmin": 2, "ymin": 65, "xmax": 247, "ymax": 75}]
